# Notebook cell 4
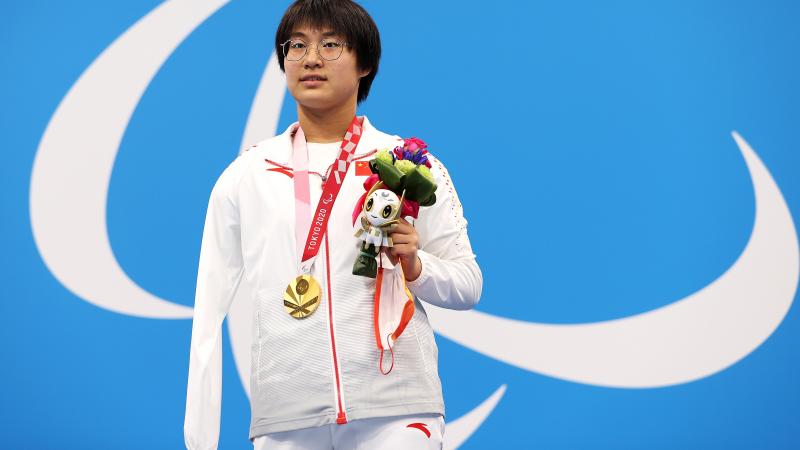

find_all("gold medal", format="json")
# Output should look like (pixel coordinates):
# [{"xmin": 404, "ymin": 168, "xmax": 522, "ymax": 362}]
[{"xmin": 284, "ymin": 274, "xmax": 321, "ymax": 319}]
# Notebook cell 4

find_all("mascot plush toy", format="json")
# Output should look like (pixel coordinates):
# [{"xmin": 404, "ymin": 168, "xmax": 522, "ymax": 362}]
[{"xmin": 352, "ymin": 186, "xmax": 405, "ymax": 278}]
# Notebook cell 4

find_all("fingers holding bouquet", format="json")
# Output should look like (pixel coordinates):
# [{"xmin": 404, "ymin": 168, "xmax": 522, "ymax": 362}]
[{"xmin": 385, "ymin": 218, "xmax": 422, "ymax": 281}]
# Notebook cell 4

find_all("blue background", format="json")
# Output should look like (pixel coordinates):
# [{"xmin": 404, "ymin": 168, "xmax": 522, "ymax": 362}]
[{"xmin": 2, "ymin": 0, "xmax": 799, "ymax": 448}]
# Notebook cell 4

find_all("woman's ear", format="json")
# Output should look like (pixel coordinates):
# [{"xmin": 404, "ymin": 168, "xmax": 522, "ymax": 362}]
[{"xmin": 359, "ymin": 68, "xmax": 371, "ymax": 78}]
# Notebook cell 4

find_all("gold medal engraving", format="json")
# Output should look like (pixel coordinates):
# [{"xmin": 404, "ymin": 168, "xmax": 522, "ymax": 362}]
[{"xmin": 284, "ymin": 274, "xmax": 321, "ymax": 319}]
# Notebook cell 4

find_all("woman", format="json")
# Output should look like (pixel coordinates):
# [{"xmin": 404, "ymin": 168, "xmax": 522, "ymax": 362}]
[{"xmin": 184, "ymin": 1, "xmax": 482, "ymax": 448}]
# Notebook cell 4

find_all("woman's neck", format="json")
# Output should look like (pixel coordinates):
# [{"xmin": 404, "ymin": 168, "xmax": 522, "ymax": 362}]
[{"xmin": 298, "ymin": 102, "xmax": 358, "ymax": 143}]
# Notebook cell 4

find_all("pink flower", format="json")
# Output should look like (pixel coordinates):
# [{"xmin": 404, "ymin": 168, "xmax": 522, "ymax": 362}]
[{"xmin": 404, "ymin": 137, "xmax": 427, "ymax": 153}]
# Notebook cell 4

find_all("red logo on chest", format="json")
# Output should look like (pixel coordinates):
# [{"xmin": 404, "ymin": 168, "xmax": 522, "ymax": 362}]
[
  {"xmin": 266, "ymin": 167, "xmax": 293, "ymax": 178},
  {"xmin": 406, "ymin": 422, "xmax": 431, "ymax": 438}
]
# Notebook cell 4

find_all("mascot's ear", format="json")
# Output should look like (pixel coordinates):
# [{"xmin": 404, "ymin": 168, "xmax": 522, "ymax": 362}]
[{"xmin": 366, "ymin": 180, "xmax": 385, "ymax": 199}]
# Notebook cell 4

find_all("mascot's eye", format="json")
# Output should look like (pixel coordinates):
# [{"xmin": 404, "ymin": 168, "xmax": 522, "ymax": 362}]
[
  {"xmin": 382, "ymin": 205, "xmax": 393, "ymax": 218},
  {"xmin": 366, "ymin": 198, "xmax": 374, "ymax": 211}
]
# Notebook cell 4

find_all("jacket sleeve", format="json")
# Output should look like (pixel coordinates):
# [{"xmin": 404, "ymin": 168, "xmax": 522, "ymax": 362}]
[
  {"xmin": 184, "ymin": 157, "xmax": 247, "ymax": 450},
  {"xmin": 405, "ymin": 154, "xmax": 483, "ymax": 310}
]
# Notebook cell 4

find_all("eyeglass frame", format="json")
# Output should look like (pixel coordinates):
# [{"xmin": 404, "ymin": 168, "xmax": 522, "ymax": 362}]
[{"xmin": 280, "ymin": 38, "xmax": 353, "ymax": 62}]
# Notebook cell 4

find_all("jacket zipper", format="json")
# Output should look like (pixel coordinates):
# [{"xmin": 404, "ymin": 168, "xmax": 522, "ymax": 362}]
[{"xmin": 324, "ymin": 233, "xmax": 348, "ymax": 424}]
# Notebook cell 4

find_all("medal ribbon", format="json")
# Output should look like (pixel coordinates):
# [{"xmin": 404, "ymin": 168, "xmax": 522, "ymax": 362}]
[{"xmin": 292, "ymin": 116, "xmax": 363, "ymax": 273}]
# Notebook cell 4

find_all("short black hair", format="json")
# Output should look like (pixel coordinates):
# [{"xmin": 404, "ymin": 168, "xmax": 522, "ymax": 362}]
[{"xmin": 275, "ymin": 0, "xmax": 381, "ymax": 104}]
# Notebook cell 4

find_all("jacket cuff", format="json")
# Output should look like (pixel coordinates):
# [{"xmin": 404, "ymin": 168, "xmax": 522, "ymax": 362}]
[{"xmin": 405, "ymin": 249, "xmax": 433, "ymax": 290}]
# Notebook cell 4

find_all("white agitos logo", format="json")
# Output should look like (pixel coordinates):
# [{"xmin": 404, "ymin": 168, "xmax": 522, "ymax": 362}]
[{"xmin": 28, "ymin": 0, "xmax": 800, "ymax": 448}]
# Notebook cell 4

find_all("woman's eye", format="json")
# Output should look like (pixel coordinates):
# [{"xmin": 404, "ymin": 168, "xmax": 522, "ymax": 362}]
[
  {"xmin": 290, "ymin": 42, "xmax": 306, "ymax": 49},
  {"xmin": 322, "ymin": 41, "xmax": 340, "ymax": 48},
  {"xmin": 365, "ymin": 198, "xmax": 374, "ymax": 211},
  {"xmin": 382, "ymin": 205, "xmax": 392, "ymax": 218}
]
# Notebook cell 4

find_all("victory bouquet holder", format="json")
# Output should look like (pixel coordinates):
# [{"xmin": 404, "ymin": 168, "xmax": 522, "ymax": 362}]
[{"xmin": 351, "ymin": 138, "xmax": 437, "ymax": 374}]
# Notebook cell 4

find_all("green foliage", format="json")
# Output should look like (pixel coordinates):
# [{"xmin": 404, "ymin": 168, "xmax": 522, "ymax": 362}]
[
  {"xmin": 375, "ymin": 149, "xmax": 394, "ymax": 166},
  {"xmin": 417, "ymin": 165, "xmax": 433, "ymax": 182},
  {"xmin": 395, "ymin": 159, "xmax": 416, "ymax": 175}
]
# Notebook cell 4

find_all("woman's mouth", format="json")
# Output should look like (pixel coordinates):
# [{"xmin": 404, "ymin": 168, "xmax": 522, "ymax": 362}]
[{"xmin": 300, "ymin": 75, "xmax": 327, "ymax": 87}]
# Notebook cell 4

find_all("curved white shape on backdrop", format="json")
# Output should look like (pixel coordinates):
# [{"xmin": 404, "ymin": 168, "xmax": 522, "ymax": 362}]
[
  {"xmin": 29, "ymin": 0, "xmax": 230, "ymax": 318},
  {"xmin": 426, "ymin": 131, "xmax": 799, "ymax": 388},
  {"xmin": 443, "ymin": 385, "xmax": 507, "ymax": 450}
]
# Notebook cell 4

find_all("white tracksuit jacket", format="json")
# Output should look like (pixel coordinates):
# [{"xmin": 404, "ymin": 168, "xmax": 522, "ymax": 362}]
[{"xmin": 183, "ymin": 116, "xmax": 482, "ymax": 449}]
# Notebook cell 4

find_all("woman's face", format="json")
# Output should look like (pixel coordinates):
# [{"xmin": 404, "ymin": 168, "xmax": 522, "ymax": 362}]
[{"xmin": 284, "ymin": 25, "xmax": 369, "ymax": 111}]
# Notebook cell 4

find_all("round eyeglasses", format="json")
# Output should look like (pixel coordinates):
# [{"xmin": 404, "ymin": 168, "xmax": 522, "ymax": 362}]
[{"xmin": 280, "ymin": 38, "xmax": 351, "ymax": 61}]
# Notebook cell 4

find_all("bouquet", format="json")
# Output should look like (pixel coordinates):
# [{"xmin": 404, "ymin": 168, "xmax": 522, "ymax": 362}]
[{"xmin": 351, "ymin": 137, "xmax": 438, "ymax": 278}]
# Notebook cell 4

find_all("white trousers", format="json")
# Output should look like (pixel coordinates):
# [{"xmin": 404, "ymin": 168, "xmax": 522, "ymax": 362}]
[{"xmin": 252, "ymin": 413, "xmax": 444, "ymax": 450}]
